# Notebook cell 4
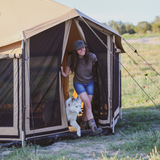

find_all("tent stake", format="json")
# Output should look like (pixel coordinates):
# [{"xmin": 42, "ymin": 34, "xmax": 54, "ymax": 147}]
[{"xmin": 22, "ymin": 131, "xmax": 24, "ymax": 146}]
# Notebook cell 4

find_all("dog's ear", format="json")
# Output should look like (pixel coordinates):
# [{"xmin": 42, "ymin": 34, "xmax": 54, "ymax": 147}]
[{"xmin": 71, "ymin": 96, "xmax": 75, "ymax": 101}]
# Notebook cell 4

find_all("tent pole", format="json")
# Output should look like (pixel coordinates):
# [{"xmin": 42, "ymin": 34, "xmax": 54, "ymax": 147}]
[
  {"xmin": 112, "ymin": 118, "xmax": 115, "ymax": 134},
  {"xmin": 112, "ymin": 35, "xmax": 115, "ymax": 134},
  {"xmin": 21, "ymin": 40, "xmax": 25, "ymax": 147},
  {"xmin": 120, "ymin": 52, "xmax": 122, "ymax": 119}
]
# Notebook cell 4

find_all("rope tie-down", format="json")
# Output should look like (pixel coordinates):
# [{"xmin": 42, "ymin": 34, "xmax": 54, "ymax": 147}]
[
  {"xmin": 123, "ymin": 38, "xmax": 160, "ymax": 77},
  {"xmin": 80, "ymin": 16, "xmax": 159, "ymax": 108}
]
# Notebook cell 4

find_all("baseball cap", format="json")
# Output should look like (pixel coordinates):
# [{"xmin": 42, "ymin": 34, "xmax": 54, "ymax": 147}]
[{"xmin": 73, "ymin": 40, "xmax": 86, "ymax": 50}]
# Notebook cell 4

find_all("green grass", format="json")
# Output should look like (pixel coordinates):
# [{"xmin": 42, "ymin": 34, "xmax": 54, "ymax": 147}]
[
  {"xmin": 121, "ymin": 43, "xmax": 160, "ymax": 108},
  {"xmin": 122, "ymin": 33, "xmax": 160, "ymax": 39},
  {"xmin": 109, "ymin": 107, "xmax": 160, "ymax": 153},
  {"xmin": 1, "ymin": 42, "xmax": 160, "ymax": 159}
]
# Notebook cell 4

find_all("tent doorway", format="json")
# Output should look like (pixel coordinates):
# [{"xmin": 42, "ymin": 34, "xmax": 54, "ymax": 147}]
[
  {"xmin": 61, "ymin": 20, "xmax": 101, "ymax": 132},
  {"xmin": 61, "ymin": 21, "xmax": 84, "ymax": 132},
  {"xmin": 61, "ymin": 20, "xmax": 81, "ymax": 100}
]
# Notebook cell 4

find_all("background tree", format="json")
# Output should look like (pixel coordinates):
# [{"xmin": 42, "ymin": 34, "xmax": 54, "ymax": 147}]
[
  {"xmin": 103, "ymin": 16, "xmax": 160, "ymax": 35},
  {"xmin": 134, "ymin": 21, "xmax": 152, "ymax": 34},
  {"xmin": 125, "ymin": 22, "xmax": 136, "ymax": 34},
  {"xmin": 107, "ymin": 20, "xmax": 127, "ymax": 35},
  {"xmin": 151, "ymin": 16, "xmax": 160, "ymax": 33},
  {"xmin": 107, "ymin": 20, "xmax": 136, "ymax": 35}
]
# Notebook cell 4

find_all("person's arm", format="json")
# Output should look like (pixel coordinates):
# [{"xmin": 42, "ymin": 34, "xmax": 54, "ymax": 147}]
[{"xmin": 61, "ymin": 65, "xmax": 70, "ymax": 78}]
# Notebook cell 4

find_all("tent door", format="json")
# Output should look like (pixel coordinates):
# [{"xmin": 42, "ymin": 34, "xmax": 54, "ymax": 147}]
[{"xmin": 0, "ymin": 58, "xmax": 22, "ymax": 141}]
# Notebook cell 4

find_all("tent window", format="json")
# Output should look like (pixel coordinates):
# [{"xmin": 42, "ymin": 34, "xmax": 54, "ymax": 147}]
[
  {"xmin": 113, "ymin": 53, "xmax": 120, "ymax": 113},
  {"xmin": 0, "ymin": 59, "xmax": 13, "ymax": 127},
  {"xmin": 30, "ymin": 22, "xmax": 65, "ymax": 130}
]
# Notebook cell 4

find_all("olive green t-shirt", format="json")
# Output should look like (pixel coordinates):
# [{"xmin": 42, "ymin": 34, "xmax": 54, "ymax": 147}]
[{"xmin": 67, "ymin": 52, "xmax": 97, "ymax": 84}]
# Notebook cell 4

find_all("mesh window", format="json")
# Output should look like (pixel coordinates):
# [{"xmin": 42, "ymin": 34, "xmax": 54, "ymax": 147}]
[
  {"xmin": 79, "ymin": 21, "xmax": 108, "ymax": 121},
  {"xmin": 30, "ymin": 22, "xmax": 65, "ymax": 130},
  {"xmin": 0, "ymin": 59, "xmax": 13, "ymax": 127},
  {"xmin": 113, "ymin": 53, "xmax": 120, "ymax": 113}
]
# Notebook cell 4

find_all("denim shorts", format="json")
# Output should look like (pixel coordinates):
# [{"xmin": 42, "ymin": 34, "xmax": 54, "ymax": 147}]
[{"xmin": 73, "ymin": 80, "xmax": 94, "ymax": 95}]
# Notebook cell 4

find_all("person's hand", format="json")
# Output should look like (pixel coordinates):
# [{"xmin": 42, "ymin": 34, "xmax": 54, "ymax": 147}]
[
  {"xmin": 61, "ymin": 66, "xmax": 65, "ymax": 77},
  {"xmin": 61, "ymin": 66, "xmax": 63, "ymax": 72},
  {"xmin": 61, "ymin": 65, "xmax": 70, "ymax": 78}
]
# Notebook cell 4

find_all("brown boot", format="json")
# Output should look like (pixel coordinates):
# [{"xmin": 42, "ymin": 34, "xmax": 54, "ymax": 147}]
[
  {"xmin": 81, "ymin": 120, "xmax": 87, "ymax": 130},
  {"xmin": 88, "ymin": 118, "xmax": 102, "ymax": 135}
]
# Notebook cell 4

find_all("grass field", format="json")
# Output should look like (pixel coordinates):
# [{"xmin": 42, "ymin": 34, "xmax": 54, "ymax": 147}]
[
  {"xmin": 122, "ymin": 33, "xmax": 160, "ymax": 39},
  {"xmin": 1, "ymin": 38, "xmax": 160, "ymax": 159},
  {"xmin": 121, "ymin": 42, "xmax": 160, "ymax": 108}
]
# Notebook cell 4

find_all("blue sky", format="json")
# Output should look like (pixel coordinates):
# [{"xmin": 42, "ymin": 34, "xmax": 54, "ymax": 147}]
[{"xmin": 54, "ymin": 0, "xmax": 160, "ymax": 26}]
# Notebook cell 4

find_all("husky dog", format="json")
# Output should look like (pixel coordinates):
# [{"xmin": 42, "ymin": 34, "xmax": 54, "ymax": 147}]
[{"xmin": 65, "ymin": 96, "xmax": 82, "ymax": 137}]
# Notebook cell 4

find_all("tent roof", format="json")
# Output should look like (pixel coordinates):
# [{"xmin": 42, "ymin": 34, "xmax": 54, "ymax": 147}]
[
  {"xmin": 0, "ymin": 0, "xmax": 122, "ymax": 49},
  {"xmin": 0, "ymin": 0, "xmax": 78, "ymax": 47}
]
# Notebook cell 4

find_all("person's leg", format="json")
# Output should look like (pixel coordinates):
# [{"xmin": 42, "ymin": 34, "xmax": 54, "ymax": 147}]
[
  {"xmin": 73, "ymin": 82, "xmax": 89, "ymax": 130},
  {"xmin": 79, "ymin": 92, "xmax": 93, "ymax": 120},
  {"xmin": 81, "ymin": 80, "xmax": 94, "ymax": 121},
  {"xmin": 73, "ymin": 81, "xmax": 93, "ymax": 121},
  {"xmin": 74, "ymin": 80, "xmax": 102, "ymax": 135},
  {"xmin": 80, "ymin": 80, "xmax": 94, "ymax": 130},
  {"xmin": 81, "ymin": 95, "xmax": 93, "ymax": 121},
  {"xmin": 79, "ymin": 92, "xmax": 102, "ymax": 135},
  {"xmin": 81, "ymin": 95, "xmax": 93, "ymax": 130},
  {"xmin": 82, "ymin": 80, "xmax": 102, "ymax": 135}
]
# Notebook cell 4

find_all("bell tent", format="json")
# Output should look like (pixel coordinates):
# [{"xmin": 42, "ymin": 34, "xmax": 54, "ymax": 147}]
[{"xmin": 0, "ymin": 0, "xmax": 125, "ymax": 146}]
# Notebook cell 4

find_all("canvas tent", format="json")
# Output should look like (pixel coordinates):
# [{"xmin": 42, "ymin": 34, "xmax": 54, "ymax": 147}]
[{"xmin": 0, "ymin": 0, "xmax": 125, "ymax": 146}]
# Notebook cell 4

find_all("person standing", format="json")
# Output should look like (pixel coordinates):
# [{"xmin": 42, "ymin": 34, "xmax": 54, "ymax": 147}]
[{"xmin": 61, "ymin": 40, "xmax": 102, "ymax": 135}]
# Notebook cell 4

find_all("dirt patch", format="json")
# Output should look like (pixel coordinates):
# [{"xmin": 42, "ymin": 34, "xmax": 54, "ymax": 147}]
[
  {"xmin": 0, "ymin": 151, "xmax": 11, "ymax": 157},
  {"xmin": 43, "ymin": 138, "xmax": 118, "ymax": 159}
]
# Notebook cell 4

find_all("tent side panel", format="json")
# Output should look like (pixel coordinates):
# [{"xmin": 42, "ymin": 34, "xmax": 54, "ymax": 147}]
[
  {"xmin": 112, "ymin": 45, "xmax": 120, "ymax": 127},
  {"xmin": 0, "ymin": 59, "xmax": 14, "ymax": 128},
  {"xmin": 25, "ymin": 22, "xmax": 69, "ymax": 139},
  {"xmin": 0, "ymin": 58, "xmax": 22, "ymax": 141}
]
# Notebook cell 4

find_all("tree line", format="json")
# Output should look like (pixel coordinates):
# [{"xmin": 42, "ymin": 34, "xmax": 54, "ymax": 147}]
[{"xmin": 103, "ymin": 16, "xmax": 160, "ymax": 35}]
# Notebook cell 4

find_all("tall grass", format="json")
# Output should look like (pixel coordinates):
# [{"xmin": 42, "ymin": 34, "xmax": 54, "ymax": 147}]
[{"xmin": 121, "ymin": 43, "xmax": 160, "ymax": 108}]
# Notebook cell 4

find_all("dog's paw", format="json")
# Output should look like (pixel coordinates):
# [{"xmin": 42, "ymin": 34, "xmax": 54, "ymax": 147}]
[{"xmin": 77, "ymin": 131, "xmax": 81, "ymax": 137}]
